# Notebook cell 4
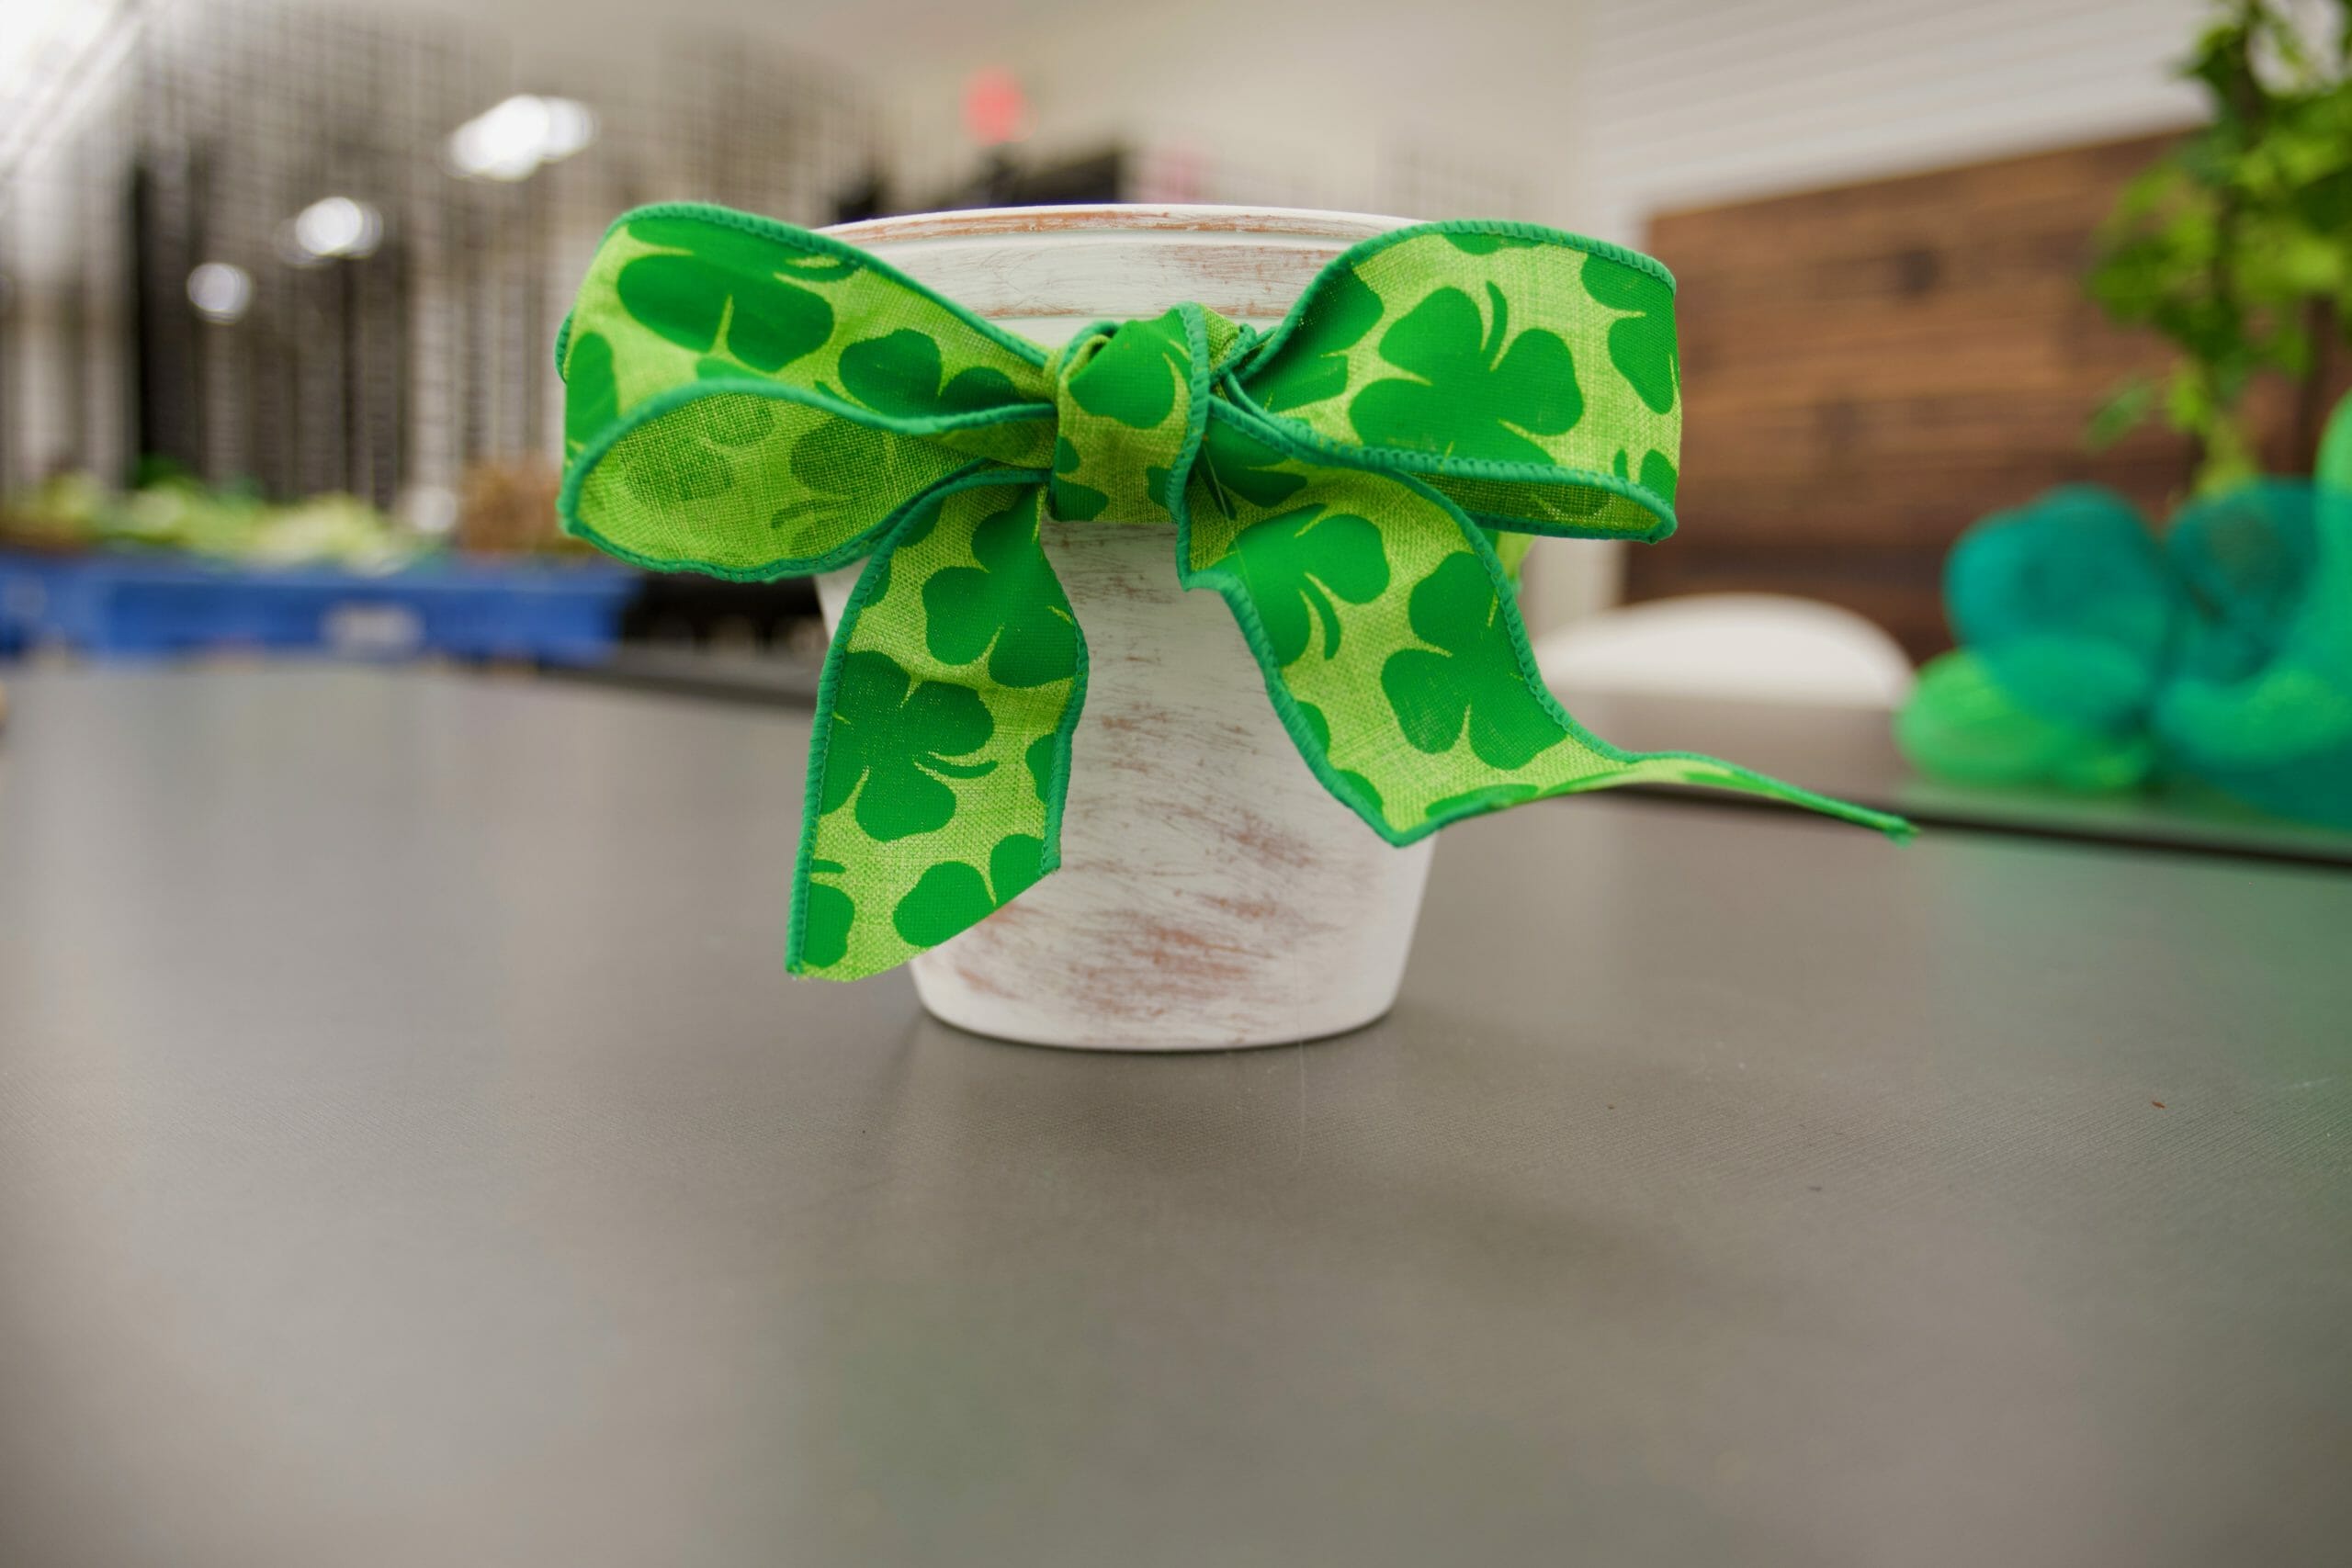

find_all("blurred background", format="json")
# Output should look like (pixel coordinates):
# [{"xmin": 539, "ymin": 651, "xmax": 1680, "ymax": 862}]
[{"xmin": 0, "ymin": 0, "xmax": 2344, "ymax": 705}]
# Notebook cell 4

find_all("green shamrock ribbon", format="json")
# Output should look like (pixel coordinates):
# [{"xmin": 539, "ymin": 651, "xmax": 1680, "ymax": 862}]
[{"xmin": 557, "ymin": 202, "xmax": 1907, "ymax": 980}]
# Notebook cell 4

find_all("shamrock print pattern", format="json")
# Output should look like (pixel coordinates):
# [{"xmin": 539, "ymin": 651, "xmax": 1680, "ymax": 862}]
[
  {"xmin": 837, "ymin": 329, "xmax": 1019, "ymax": 419},
  {"xmin": 892, "ymin": 833, "xmax": 1046, "ymax": 948},
  {"xmin": 790, "ymin": 479, "xmax": 1081, "ymax": 976},
  {"xmin": 560, "ymin": 206, "xmax": 1899, "ymax": 981},
  {"xmin": 616, "ymin": 215, "xmax": 839, "ymax": 373},
  {"xmin": 820, "ymin": 649, "xmax": 999, "ymax": 842},
  {"xmin": 1064, "ymin": 312, "xmax": 1190, "ymax": 430},
  {"xmin": 1440, "ymin": 231, "xmax": 1544, "ymax": 256},
  {"xmin": 561, "ymin": 330, "xmax": 619, "ymax": 460},
  {"xmin": 1207, "ymin": 462, "xmax": 1770, "ymax": 847},
  {"xmin": 1229, "ymin": 505, "xmax": 1389, "ymax": 665},
  {"xmin": 1192, "ymin": 417, "xmax": 1306, "ymax": 519},
  {"xmin": 1047, "ymin": 308, "xmax": 1220, "ymax": 524},
  {"xmin": 1250, "ymin": 230, "xmax": 1681, "ymax": 542},
  {"xmin": 615, "ymin": 388, "xmax": 776, "ymax": 509},
  {"xmin": 1294, "ymin": 701, "xmax": 1384, "ymax": 819},
  {"xmin": 1050, "ymin": 436, "xmax": 1110, "ymax": 521},
  {"xmin": 566, "ymin": 209, "xmax": 1050, "ymax": 580},
  {"xmin": 1380, "ymin": 552, "xmax": 1564, "ymax": 768},
  {"xmin": 1351, "ymin": 282, "xmax": 1583, "ymax": 465},
  {"xmin": 796, "ymin": 860, "xmax": 856, "ymax": 969},
  {"xmin": 922, "ymin": 491, "xmax": 1079, "ymax": 687},
  {"xmin": 1249, "ymin": 265, "xmax": 1381, "ymax": 414},
  {"xmin": 1580, "ymin": 251, "xmax": 1679, "ymax": 415}
]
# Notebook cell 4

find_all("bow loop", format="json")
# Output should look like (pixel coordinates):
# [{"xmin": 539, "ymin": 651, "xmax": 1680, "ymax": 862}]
[{"xmin": 558, "ymin": 204, "xmax": 1908, "ymax": 982}]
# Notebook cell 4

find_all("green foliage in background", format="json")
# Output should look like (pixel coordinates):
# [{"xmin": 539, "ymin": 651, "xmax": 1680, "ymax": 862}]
[
  {"xmin": 0, "ymin": 469, "xmax": 424, "ymax": 570},
  {"xmin": 2087, "ymin": 0, "xmax": 2352, "ymax": 491}
]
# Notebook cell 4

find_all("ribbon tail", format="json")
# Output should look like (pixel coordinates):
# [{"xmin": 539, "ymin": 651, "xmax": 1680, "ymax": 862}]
[
  {"xmin": 789, "ymin": 476, "xmax": 1088, "ymax": 979},
  {"xmin": 1173, "ymin": 446, "xmax": 1909, "ymax": 845}
]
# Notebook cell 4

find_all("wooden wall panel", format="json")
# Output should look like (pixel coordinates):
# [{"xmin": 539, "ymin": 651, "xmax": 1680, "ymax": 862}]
[{"xmin": 1633, "ymin": 131, "xmax": 2211, "ymax": 659}]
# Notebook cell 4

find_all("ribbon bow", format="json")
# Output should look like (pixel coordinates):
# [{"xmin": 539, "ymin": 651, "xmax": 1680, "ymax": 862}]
[
  {"xmin": 1898, "ymin": 477, "xmax": 2352, "ymax": 827},
  {"xmin": 558, "ymin": 202, "xmax": 1905, "ymax": 980}
]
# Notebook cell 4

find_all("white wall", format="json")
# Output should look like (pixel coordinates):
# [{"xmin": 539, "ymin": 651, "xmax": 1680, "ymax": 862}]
[
  {"xmin": 1571, "ymin": 0, "xmax": 2207, "ymax": 245},
  {"xmin": 875, "ymin": 0, "xmax": 1594, "ymax": 220}
]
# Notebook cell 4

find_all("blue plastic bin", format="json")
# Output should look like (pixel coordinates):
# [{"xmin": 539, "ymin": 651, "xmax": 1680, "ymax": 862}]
[{"xmin": 0, "ymin": 551, "xmax": 639, "ymax": 663}]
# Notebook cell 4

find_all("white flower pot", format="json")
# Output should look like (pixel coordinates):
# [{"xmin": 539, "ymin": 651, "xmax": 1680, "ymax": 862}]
[{"xmin": 817, "ymin": 205, "xmax": 1432, "ymax": 1051}]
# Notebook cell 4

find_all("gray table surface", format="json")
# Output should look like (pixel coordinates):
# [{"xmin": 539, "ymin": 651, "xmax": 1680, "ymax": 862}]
[
  {"xmin": 2, "ymin": 666, "xmax": 2347, "ymax": 1568},
  {"xmin": 558, "ymin": 647, "xmax": 2352, "ymax": 865}
]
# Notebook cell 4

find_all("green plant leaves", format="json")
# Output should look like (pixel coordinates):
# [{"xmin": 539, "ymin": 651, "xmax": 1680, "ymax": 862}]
[
  {"xmin": 1351, "ymin": 283, "xmax": 1583, "ymax": 463},
  {"xmin": 922, "ymin": 491, "xmax": 1079, "ymax": 687},
  {"xmin": 616, "ymin": 217, "xmax": 834, "ymax": 373},
  {"xmin": 1230, "ymin": 505, "xmax": 1389, "ymax": 665},
  {"xmin": 892, "ymin": 833, "xmax": 1046, "ymax": 948},
  {"xmin": 837, "ymin": 328, "xmax": 1018, "ymax": 419},
  {"xmin": 820, "ymin": 649, "xmax": 997, "ymax": 841},
  {"xmin": 1380, "ymin": 551, "xmax": 1564, "ymax": 769}
]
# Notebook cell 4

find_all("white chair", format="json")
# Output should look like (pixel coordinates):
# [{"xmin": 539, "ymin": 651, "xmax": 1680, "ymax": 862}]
[{"xmin": 1533, "ymin": 592, "xmax": 1916, "ymax": 708}]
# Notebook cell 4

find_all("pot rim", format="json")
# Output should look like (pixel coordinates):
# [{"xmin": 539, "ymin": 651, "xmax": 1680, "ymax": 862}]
[{"xmin": 822, "ymin": 202, "xmax": 1416, "ymax": 249}]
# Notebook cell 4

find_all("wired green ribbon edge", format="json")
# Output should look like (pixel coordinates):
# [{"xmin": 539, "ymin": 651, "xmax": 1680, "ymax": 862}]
[{"xmin": 555, "ymin": 201, "xmax": 1908, "ymax": 981}]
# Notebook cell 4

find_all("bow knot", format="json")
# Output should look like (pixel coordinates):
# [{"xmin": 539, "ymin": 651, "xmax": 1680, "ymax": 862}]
[
  {"xmin": 557, "ymin": 204, "xmax": 1905, "ymax": 980},
  {"xmin": 1045, "ymin": 305, "xmax": 1251, "ymax": 527}
]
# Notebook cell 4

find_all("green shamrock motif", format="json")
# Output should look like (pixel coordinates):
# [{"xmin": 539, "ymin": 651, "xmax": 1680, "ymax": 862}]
[
  {"xmin": 892, "ymin": 833, "xmax": 1046, "ymax": 948},
  {"xmin": 1611, "ymin": 446, "xmax": 1679, "ymax": 500},
  {"xmin": 820, "ymin": 649, "xmax": 997, "ymax": 841},
  {"xmin": 1191, "ymin": 417, "xmax": 1306, "ymax": 519},
  {"xmin": 768, "ymin": 418, "xmax": 956, "ymax": 567},
  {"xmin": 1441, "ymin": 232, "xmax": 1543, "ymax": 255},
  {"xmin": 1251, "ymin": 265, "xmax": 1381, "ymax": 414},
  {"xmin": 563, "ymin": 330, "xmax": 618, "ymax": 458},
  {"xmin": 836, "ymin": 329, "xmax": 1018, "ymax": 419},
  {"xmin": 616, "ymin": 217, "xmax": 836, "ymax": 373},
  {"xmin": 1065, "ymin": 312, "xmax": 1189, "ymax": 430},
  {"xmin": 1351, "ymin": 283, "xmax": 1582, "ymax": 464},
  {"xmin": 1581, "ymin": 254, "xmax": 1678, "ymax": 414},
  {"xmin": 1050, "ymin": 436, "xmax": 1109, "ymax": 521},
  {"xmin": 1294, "ymin": 701, "xmax": 1384, "ymax": 819},
  {"xmin": 1230, "ymin": 505, "xmax": 1389, "ymax": 665},
  {"xmin": 797, "ymin": 859, "xmax": 854, "ymax": 969},
  {"xmin": 922, "ymin": 492, "xmax": 1078, "ymax": 687},
  {"xmin": 1380, "ymin": 551, "xmax": 1565, "ymax": 769},
  {"xmin": 1025, "ymin": 732, "xmax": 1060, "ymax": 803},
  {"xmin": 618, "ymin": 389, "xmax": 775, "ymax": 507},
  {"xmin": 779, "ymin": 418, "xmax": 869, "ymax": 520},
  {"xmin": 1423, "ymin": 782, "xmax": 1539, "ymax": 820}
]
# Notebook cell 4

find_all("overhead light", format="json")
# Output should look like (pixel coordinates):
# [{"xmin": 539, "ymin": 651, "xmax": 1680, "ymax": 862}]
[
  {"xmin": 448, "ymin": 95, "xmax": 597, "ymax": 182},
  {"xmin": 186, "ymin": 261, "xmax": 253, "ymax": 322},
  {"xmin": 290, "ymin": 197, "xmax": 382, "ymax": 261}
]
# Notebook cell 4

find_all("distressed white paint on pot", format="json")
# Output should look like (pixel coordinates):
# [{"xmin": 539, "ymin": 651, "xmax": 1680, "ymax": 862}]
[{"xmin": 816, "ymin": 205, "xmax": 1433, "ymax": 1051}]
